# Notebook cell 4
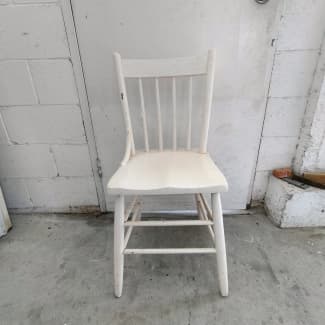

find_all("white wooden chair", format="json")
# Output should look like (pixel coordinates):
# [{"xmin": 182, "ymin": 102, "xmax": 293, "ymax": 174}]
[{"xmin": 107, "ymin": 49, "xmax": 229, "ymax": 298}]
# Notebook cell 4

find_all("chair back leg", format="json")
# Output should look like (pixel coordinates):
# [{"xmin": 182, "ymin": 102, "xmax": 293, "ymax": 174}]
[
  {"xmin": 114, "ymin": 195, "xmax": 125, "ymax": 297},
  {"xmin": 211, "ymin": 193, "xmax": 229, "ymax": 296}
]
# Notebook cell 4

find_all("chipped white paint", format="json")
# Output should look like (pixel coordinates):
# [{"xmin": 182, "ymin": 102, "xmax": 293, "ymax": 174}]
[
  {"xmin": 318, "ymin": 138, "xmax": 325, "ymax": 169},
  {"xmin": 294, "ymin": 37, "xmax": 325, "ymax": 174},
  {"xmin": 265, "ymin": 176, "xmax": 325, "ymax": 228}
]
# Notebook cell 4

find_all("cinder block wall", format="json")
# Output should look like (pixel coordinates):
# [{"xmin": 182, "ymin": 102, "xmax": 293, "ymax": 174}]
[
  {"xmin": 252, "ymin": 0, "xmax": 325, "ymax": 201},
  {"xmin": 0, "ymin": 1, "xmax": 98, "ymax": 211},
  {"xmin": 1, "ymin": 0, "xmax": 324, "ymax": 211}
]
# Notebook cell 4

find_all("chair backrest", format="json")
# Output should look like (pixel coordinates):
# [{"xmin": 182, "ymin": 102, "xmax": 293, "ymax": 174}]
[{"xmin": 114, "ymin": 49, "xmax": 216, "ymax": 155}]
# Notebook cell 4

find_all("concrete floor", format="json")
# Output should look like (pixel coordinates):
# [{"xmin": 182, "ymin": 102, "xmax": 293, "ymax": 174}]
[{"xmin": 0, "ymin": 210, "xmax": 325, "ymax": 325}]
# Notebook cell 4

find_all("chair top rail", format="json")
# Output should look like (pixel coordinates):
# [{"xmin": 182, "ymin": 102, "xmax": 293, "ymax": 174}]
[{"xmin": 120, "ymin": 54, "xmax": 208, "ymax": 78}]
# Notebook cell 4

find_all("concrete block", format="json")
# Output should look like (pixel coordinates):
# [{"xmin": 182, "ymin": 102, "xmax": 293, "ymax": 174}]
[
  {"xmin": 293, "ymin": 40, "xmax": 325, "ymax": 174},
  {"xmin": 263, "ymin": 97, "xmax": 306, "ymax": 137},
  {"xmin": 0, "ymin": 61, "xmax": 37, "ymax": 106},
  {"xmin": 0, "ymin": 185, "xmax": 12, "ymax": 238},
  {"xmin": 29, "ymin": 60, "xmax": 79, "ymax": 104},
  {"xmin": 257, "ymin": 136, "xmax": 298, "ymax": 171},
  {"xmin": 265, "ymin": 175, "xmax": 325, "ymax": 227},
  {"xmin": 252, "ymin": 171, "xmax": 270, "ymax": 201},
  {"xmin": 51, "ymin": 145, "xmax": 93, "ymax": 176},
  {"xmin": 1, "ymin": 106, "xmax": 86, "ymax": 144},
  {"xmin": 26, "ymin": 177, "xmax": 98, "ymax": 210},
  {"xmin": 0, "ymin": 114, "xmax": 8, "ymax": 144},
  {"xmin": 0, "ymin": 4, "xmax": 69, "ymax": 59},
  {"xmin": 0, "ymin": 144, "xmax": 57, "ymax": 178},
  {"xmin": 269, "ymin": 51, "xmax": 319, "ymax": 97},
  {"xmin": 0, "ymin": 178, "xmax": 32, "ymax": 208},
  {"xmin": 277, "ymin": 9, "xmax": 325, "ymax": 50}
]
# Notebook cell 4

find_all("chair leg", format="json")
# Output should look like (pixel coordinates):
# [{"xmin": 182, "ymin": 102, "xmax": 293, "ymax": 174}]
[
  {"xmin": 211, "ymin": 193, "xmax": 229, "ymax": 297},
  {"xmin": 114, "ymin": 195, "xmax": 125, "ymax": 298}
]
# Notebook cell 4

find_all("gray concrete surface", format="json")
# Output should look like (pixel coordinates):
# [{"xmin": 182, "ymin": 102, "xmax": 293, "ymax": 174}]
[{"xmin": 0, "ymin": 209, "xmax": 325, "ymax": 325}]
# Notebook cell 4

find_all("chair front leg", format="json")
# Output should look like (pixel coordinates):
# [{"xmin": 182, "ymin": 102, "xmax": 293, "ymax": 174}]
[
  {"xmin": 114, "ymin": 195, "xmax": 125, "ymax": 298},
  {"xmin": 211, "ymin": 193, "xmax": 229, "ymax": 297}
]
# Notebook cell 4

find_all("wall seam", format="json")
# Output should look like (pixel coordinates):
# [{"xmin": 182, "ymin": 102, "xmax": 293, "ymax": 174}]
[
  {"xmin": 0, "ymin": 110, "xmax": 13, "ymax": 144},
  {"xmin": 248, "ymin": 0, "xmax": 284, "ymax": 205},
  {"xmin": 26, "ymin": 60, "xmax": 40, "ymax": 104}
]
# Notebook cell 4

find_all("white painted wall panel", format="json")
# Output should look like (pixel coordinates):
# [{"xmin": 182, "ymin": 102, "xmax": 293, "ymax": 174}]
[
  {"xmin": 284, "ymin": 0, "xmax": 325, "ymax": 15},
  {"xmin": 1, "ymin": 106, "xmax": 86, "ymax": 144},
  {"xmin": 51, "ymin": 144, "xmax": 93, "ymax": 176},
  {"xmin": 277, "ymin": 1, "xmax": 325, "ymax": 51},
  {"xmin": 0, "ymin": 0, "xmax": 322, "ymax": 210},
  {"xmin": 0, "ymin": 144, "xmax": 57, "ymax": 178},
  {"xmin": 72, "ymin": 0, "xmax": 281, "ymax": 210},
  {"xmin": 269, "ymin": 51, "xmax": 319, "ymax": 98},
  {"xmin": 26, "ymin": 177, "xmax": 98, "ymax": 209},
  {"xmin": 252, "ymin": 0, "xmax": 325, "ymax": 201},
  {"xmin": 0, "ymin": 178, "xmax": 32, "ymax": 208},
  {"xmin": 0, "ymin": 114, "xmax": 8, "ymax": 144},
  {"xmin": 318, "ymin": 140, "xmax": 325, "ymax": 169},
  {"xmin": 209, "ymin": 98, "xmax": 266, "ymax": 208},
  {"xmin": 0, "ymin": 61, "xmax": 37, "ymax": 106},
  {"xmin": 0, "ymin": 1, "xmax": 100, "ymax": 212},
  {"xmin": 257, "ymin": 137, "xmax": 298, "ymax": 171},
  {"xmin": 29, "ymin": 59, "xmax": 79, "ymax": 104},
  {"xmin": 263, "ymin": 97, "xmax": 307, "ymax": 137},
  {"xmin": 0, "ymin": 4, "xmax": 69, "ymax": 59},
  {"xmin": 252, "ymin": 171, "xmax": 270, "ymax": 201}
]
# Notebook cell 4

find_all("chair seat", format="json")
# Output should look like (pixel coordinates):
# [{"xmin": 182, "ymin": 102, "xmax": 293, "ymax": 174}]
[{"xmin": 107, "ymin": 151, "xmax": 228, "ymax": 195}]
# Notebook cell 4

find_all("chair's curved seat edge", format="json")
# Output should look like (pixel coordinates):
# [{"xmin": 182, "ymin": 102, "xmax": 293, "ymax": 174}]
[
  {"xmin": 107, "ymin": 184, "xmax": 228, "ymax": 196},
  {"xmin": 106, "ymin": 151, "xmax": 228, "ymax": 196}
]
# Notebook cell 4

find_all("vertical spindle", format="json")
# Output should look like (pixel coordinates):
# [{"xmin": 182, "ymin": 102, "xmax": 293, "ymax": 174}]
[
  {"xmin": 187, "ymin": 76, "xmax": 193, "ymax": 150},
  {"xmin": 172, "ymin": 77, "xmax": 177, "ymax": 151},
  {"xmin": 155, "ymin": 78, "xmax": 163, "ymax": 150},
  {"xmin": 138, "ymin": 78, "xmax": 149, "ymax": 151},
  {"xmin": 200, "ymin": 49, "xmax": 216, "ymax": 153}
]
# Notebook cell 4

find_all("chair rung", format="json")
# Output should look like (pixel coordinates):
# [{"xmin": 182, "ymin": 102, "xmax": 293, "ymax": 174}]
[
  {"xmin": 124, "ymin": 248, "xmax": 216, "ymax": 254},
  {"xmin": 124, "ymin": 220, "xmax": 213, "ymax": 227}
]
